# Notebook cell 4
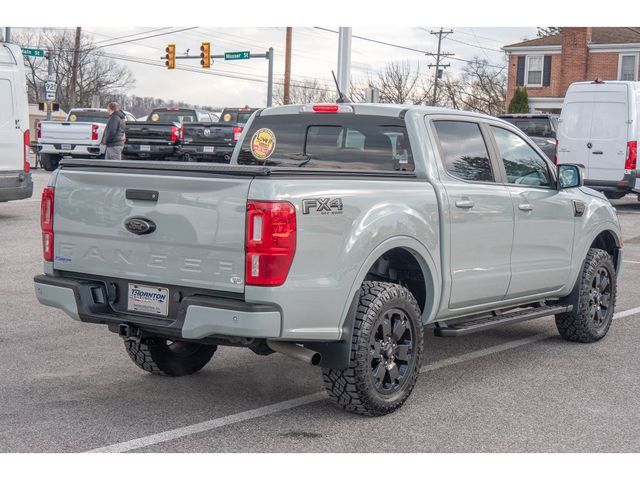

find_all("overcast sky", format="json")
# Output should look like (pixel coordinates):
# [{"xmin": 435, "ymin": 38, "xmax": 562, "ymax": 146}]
[{"xmin": 20, "ymin": 27, "xmax": 538, "ymax": 108}]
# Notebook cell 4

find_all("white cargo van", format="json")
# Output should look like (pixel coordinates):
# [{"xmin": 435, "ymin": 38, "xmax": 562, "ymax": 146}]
[
  {"xmin": 556, "ymin": 80, "xmax": 638, "ymax": 200},
  {"xmin": 0, "ymin": 42, "xmax": 32, "ymax": 202}
]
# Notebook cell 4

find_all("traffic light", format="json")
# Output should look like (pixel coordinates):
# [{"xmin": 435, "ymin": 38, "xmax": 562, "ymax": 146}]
[
  {"xmin": 200, "ymin": 41, "xmax": 211, "ymax": 69},
  {"xmin": 165, "ymin": 43, "xmax": 176, "ymax": 70}
]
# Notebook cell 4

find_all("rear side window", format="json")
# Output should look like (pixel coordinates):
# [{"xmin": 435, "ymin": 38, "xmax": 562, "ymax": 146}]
[
  {"xmin": 433, "ymin": 120, "xmax": 494, "ymax": 182},
  {"xmin": 237, "ymin": 114, "xmax": 414, "ymax": 171}
]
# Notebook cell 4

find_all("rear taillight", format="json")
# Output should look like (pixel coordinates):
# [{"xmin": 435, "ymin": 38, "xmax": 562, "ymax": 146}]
[
  {"xmin": 23, "ymin": 130, "xmax": 30, "ymax": 173},
  {"xmin": 37, "ymin": 122, "xmax": 42, "ymax": 139},
  {"xmin": 233, "ymin": 126, "xmax": 243, "ymax": 143},
  {"xmin": 553, "ymin": 140, "xmax": 559, "ymax": 165},
  {"xmin": 91, "ymin": 124, "xmax": 99, "ymax": 141},
  {"xmin": 171, "ymin": 125, "xmax": 183, "ymax": 142},
  {"xmin": 625, "ymin": 141, "xmax": 637, "ymax": 170},
  {"xmin": 41, "ymin": 187, "xmax": 55, "ymax": 261},
  {"xmin": 245, "ymin": 200, "xmax": 297, "ymax": 286}
]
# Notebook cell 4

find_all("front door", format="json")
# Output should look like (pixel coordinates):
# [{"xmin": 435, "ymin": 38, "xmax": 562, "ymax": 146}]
[
  {"xmin": 490, "ymin": 125, "xmax": 575, "ymax": 298},
  {"xmin": 431, "ymin": 119, "xmax": 514, "ymax": 310}
]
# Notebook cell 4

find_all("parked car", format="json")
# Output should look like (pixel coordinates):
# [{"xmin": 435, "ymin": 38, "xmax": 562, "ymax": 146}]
[
  {"xmin": 556, "ymin": 80, "xmax": 639, "ymax": 200},
  {"xmin": 123, "ymin": 107, "xmax": 219, "ymax": 161},
  {"xmin": 498, "ymin": 113, "xmax": 558, "ymax": 159},
  {"xmin": 0, "ymin": 42, "xmax": 32, "ymax": 202},
  {"xmin": 37, "ymin": 108, "xmax": 136, "ymax": 171},
  {"xmin": 35, "ymin": 103, "xmax": 622, "ymax": 417}
]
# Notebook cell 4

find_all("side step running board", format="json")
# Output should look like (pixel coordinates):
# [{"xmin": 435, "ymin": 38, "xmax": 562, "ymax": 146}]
[{"xmin": 434, "ymin": 304, "xmax": 573, "ymax": 337}]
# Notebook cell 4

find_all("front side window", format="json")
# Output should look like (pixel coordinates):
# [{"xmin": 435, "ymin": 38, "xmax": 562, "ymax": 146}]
[
  {"xmin": 619, "ymin": 55, "xmax": 638, "ymax": 81},
  {"xmin": 491, "ymin": 126, "xmax": 552, "ymax": 188},
  {"xmin": 526, "ymin": 55, "xmax": 543, "ymax": 86},
  {"xmin": 433, "ymin": 120, "xmax": 494, "ymax": 182}
]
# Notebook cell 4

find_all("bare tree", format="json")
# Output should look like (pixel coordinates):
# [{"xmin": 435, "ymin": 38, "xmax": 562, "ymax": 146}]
[
  {"xmin": 273, "ymin": 78, "xmax": 333, "ymax": 105},
  {"xmin": 13, "ymin": 28, "xmax": 134, "ymax": 111},
  {"xmin": 373, "ymin": 61, "xmax": 431, "ymax": 104}
]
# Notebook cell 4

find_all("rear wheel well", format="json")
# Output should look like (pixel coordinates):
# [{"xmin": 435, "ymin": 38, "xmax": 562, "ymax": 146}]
[
  {"xmin": 590, "ymin": 230, "xmax": 620, "ymax": 270},
  {"xmin": 364, "ymin": 248, "xmax": 428, "ymax": 313}
]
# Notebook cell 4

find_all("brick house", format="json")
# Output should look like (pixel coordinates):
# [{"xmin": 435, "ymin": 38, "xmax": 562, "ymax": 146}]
[{"xmin": 503, "ymin": 27, "xmax": 640, "ymax": 113}]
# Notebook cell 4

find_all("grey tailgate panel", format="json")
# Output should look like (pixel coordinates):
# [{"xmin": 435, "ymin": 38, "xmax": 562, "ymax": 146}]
[{"xmin": 53, "ymin": 169, "xmax": 249, "ymax": 293}]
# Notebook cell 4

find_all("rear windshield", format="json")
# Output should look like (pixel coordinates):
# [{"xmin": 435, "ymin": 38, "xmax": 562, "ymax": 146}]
[
  {"xmin": 237, "ymin": 113, "xmax": 414, "ymax": 171},
  {"xmin": 220, "ymin": 110, "xmax": 256, "ymax": 124},
  {"xmin": 149, "ymin": 109, "xmax": 196, "ymax": 123},
  {"xmin": 501, "ymin": 117, "xmax": 555, "ymax": 138},
  {"xmin": 67, "ymin": 111, "xmax": 110, "ymax": 123}
]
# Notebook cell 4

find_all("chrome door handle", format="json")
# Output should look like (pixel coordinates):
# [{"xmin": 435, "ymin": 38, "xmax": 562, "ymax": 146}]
[
  {"xmin": 518, "ymin": 203, "xmax": 534, "ymax": 212},
  {"xmin": 455, "ymin": 199, "xmax": 475, "ymax": 209}
]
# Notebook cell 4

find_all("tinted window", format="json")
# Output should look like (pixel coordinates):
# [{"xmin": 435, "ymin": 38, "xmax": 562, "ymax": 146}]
[
  {"xmin": 220, "ymin": 109, "xmax": 256, "ymax": 124},
  {"xmin": 237, "ymin": 114, "xmax": 414, "ymax": 171},
  {"xmin": 502, "ymin": 117, "xmax": 555, "ymax": 138},
  {"xmin": 492, "ymin": 126, "xmax": 552, "ymax": 188},
  {"xmin": 433, "ymin": 121, "xmax": 494, "ymax": 182},
  {"xmin": 68, "ymin": 111, "xmax": 110, "ymax": 123},
  {"xmin": 149, "ymin": 109, "xmax": 196, "ymax": 123}
]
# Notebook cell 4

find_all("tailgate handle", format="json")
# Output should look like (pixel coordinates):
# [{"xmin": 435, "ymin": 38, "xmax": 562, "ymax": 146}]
[
  {"xmin": 592, "ymin": 150, "xmax": 603, "ymax": 155},
  {"xmin": 126, "ymin": 189, "xmax": 159, "ymax": 202}
]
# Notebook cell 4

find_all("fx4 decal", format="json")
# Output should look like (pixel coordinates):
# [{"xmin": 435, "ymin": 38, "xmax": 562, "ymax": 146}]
[{"xmin": 302, "ymin": 197, "xmax": 344, "ymax": 215}]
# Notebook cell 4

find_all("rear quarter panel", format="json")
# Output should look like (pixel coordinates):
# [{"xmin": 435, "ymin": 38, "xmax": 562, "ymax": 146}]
[{"xmin": 245, "ymin": 176, "xmax": 440, "ymax": 340}]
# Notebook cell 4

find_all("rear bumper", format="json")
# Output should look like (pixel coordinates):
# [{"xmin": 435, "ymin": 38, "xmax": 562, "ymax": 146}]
[
  {"xmin": 123, "ymin": 143, "xmax": 178, "ymax": 159},
  {"xmin": 585, "ymin": 170, "xmax": 639, "ymax": 194},
  {"xmin": 38, "ymin": 143, "xmax": 104, "ymax": 156},
  {"xmin": 179, "ymin": 144, "xmax": 235, "ymax": 161},
  {"xmin": 0, "ymin": 171, "xmax": 33, "ymax": 202},
  {"xmin": 34, "ymin": 274, "xmax": 282, "ymax": 340}
]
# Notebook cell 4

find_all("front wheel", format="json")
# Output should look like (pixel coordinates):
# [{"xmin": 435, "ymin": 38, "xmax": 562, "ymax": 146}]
[
  {"xmin": 124, "ymin": 337, "xmax": 217, "ymax": 376},
  {"xmin": 556, "ymin": 248, "xmax": 617, "ymax": 343},
  {"xmin": 323, "ymin": 281, "xmax": 424, "ymax": 416}
]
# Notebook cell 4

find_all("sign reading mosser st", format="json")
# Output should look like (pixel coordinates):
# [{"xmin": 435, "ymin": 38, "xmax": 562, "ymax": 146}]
[{"xmin": 224, "ymin": 51, "xmax": 250, "ymax": 61}]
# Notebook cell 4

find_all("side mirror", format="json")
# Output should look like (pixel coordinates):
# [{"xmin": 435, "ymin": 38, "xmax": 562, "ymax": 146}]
[{"xmin": 558, "ymin": 164, "xmax": 583, "ymax": 189}]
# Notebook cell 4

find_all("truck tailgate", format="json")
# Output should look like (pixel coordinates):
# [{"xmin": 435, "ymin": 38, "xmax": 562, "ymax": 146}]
[
  {"xmin": 183, "ymin": 123, "xmax": 235, "ymax": 147},
  {"xmin": 40, "ymin": 121, "xmax": 98, "ymax": 143},
  {"xmin": 52, "ymin": 161, "xmax": 259, "ymax": 293},
  {"xmin": 126, "ymin": 122, "xmax": 175, "ymax": 144}
]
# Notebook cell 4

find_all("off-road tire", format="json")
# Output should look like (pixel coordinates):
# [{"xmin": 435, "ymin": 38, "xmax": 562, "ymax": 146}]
[
  {"xmin": 322, "ymin": 281, "xmax": 424, "ymax": 416},
  {"xmin": 556, "ymin": 248, "xmax": 617, "ymax": 343},
  {"xmin": 40, "ymin": 153, "xmax": 60, "ymax": 171},
  {"xmin": 124, "ymin": 337, "xmax": 217, "ymax": 376}
]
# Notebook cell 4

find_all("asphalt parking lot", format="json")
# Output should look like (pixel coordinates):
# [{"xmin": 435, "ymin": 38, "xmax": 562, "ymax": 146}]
[{"xmin": 1, "ymin": 169, "xmax": 640, "ymax": 453}]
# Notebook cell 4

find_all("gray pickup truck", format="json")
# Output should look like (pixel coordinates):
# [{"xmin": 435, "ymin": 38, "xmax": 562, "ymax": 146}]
[{"xmin": 34, "ymin": 104, "xmax": 623, "ymax": 416}]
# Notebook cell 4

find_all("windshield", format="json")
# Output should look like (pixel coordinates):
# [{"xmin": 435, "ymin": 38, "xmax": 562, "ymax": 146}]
[
  {"xmin": 502, "ymin": 117, "xmax": 555, "ymax": 138},
  {"xmin": 67, "ymin": 111, "xmax": 110, "ymax": 123},
  {"xmin": 149, "ymin": 109, "xmax": 196, "ymax": 123},
  {"xmin": 237, "ymin": 113, "xmax": 414, "ymax": 171}
]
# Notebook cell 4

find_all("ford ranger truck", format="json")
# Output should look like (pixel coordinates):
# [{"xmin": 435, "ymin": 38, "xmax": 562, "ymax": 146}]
[{"xmin": 34, "ymin": 104, "xmax": 623, "ymax": 416}]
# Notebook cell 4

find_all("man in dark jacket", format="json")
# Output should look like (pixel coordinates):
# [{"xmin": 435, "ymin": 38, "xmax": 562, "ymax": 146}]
[{"xmin": 102, "ymin": 102, "xmax": 126, "ymax": 159}]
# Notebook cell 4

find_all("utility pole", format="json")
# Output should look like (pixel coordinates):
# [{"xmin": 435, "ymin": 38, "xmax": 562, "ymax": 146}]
[
  {"xmin": 46, "ymin": 51, "xmax": 54, "ymax": 120},
  {"xmin": 68, "ymin": 27, "xmax": 81, "ymax": 108},
  {"xmin": 337, "ymin": 27, "xmax": 352, "ymax": 98},
  {"xmin": 426, "ymin": 28, "xmax": 454, "ymax": 106},
  {"xmin": 283, "ymin": 27, "xmax": 292, "ymax": 104}
]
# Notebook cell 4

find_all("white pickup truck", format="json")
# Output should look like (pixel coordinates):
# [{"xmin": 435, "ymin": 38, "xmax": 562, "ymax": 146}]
[{"xmin": 37, "ymin": 108, "xmax": 136, "ymax": 171}]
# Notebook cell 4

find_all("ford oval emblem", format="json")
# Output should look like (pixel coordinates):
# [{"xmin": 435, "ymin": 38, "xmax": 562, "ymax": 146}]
[{"xmin": 124, "ymin": 217, "xmax": 156, "ymax": 235}]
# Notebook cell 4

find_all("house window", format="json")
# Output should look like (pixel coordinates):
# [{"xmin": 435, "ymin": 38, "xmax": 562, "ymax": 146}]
[
  {"xmin": 526, "ymin": 55, "xmax": 544, "ymax": 86},
  {"xmin": 618, "ymin": 54, "xmax": 638, "ymax": 81}
]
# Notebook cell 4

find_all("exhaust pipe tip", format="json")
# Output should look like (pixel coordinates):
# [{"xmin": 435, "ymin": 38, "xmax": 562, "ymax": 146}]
[{"xmin": 266, "ymin": 340, "xmax": 322, "ymax": 366}]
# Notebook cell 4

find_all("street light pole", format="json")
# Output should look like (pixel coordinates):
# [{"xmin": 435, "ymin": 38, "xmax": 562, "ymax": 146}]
[
  {"xmin": 267, "ymin": 47, "xmax": 274, "ymax": 107},
  {"xmin": 337, "ymin": 27, "xmax": 352, "ymax": 98}
]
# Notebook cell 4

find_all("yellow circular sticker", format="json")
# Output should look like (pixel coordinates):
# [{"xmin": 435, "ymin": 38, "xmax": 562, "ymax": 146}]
[
  {"xmin": 150, "ymin": 113, "xmax": 160, "ymax": 121},
  {"xmin": 69, "ymin": 114, "xmax": 77, "ymax": 121},
  {"xmin": 223, "ymin": 113, "xmax": 232, "ymax": 122},
  {"xmin": 250, "ymin": 128, "xmax": 276, "ymax": 161}
]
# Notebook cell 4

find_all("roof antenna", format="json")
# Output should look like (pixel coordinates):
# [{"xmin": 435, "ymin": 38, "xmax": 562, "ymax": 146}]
[{"xmin": 332, "ymin": 70, "xmax": 351, "ymax": 103}]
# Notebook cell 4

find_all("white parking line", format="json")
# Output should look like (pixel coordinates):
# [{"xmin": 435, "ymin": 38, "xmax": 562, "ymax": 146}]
[
  {"xmin": 87, "ymin": 305, "xmax": 640, "ymax": 453},
  {"xmin": 624, "ymin": 260, "xmax": 640, "ymax": 265}
]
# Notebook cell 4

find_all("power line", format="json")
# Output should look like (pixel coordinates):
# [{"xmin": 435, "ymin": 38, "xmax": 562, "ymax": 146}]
[
  {"xmin": 91, "ymin": 27, "xmax": 172, "ymax": 45},
  {"xmin": 96, "ymin": 27, "xmax": 198, "ymax": 49}
]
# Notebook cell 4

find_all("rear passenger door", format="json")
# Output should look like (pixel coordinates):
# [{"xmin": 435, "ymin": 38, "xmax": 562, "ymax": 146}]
[
  {"xmin": 588, "ymin": 96, "xmax": 629, "ymax": 182},
  {"xmin": 489, "ymin": 125, "xmax": 575, "ymax": 298},
  {"xmin": 431, "ymin": 119, "xmax": 514, "ymax": 310}
]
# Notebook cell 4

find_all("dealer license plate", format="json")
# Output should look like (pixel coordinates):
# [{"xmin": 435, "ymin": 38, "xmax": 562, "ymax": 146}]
[
  {"xmin": 61, "ymin": 144, "xmax": 72, "ymax": 150},
  {"xmin": 127, "ymin": 283, "xmax": 169, "ymax": 316},
  {"xmin": 139, "ymin": 145, "xmax": 151, "ymax": 152},
  {"xmin": 203, "ymin": 146, "xmax": 215, "ymax": 153}
]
